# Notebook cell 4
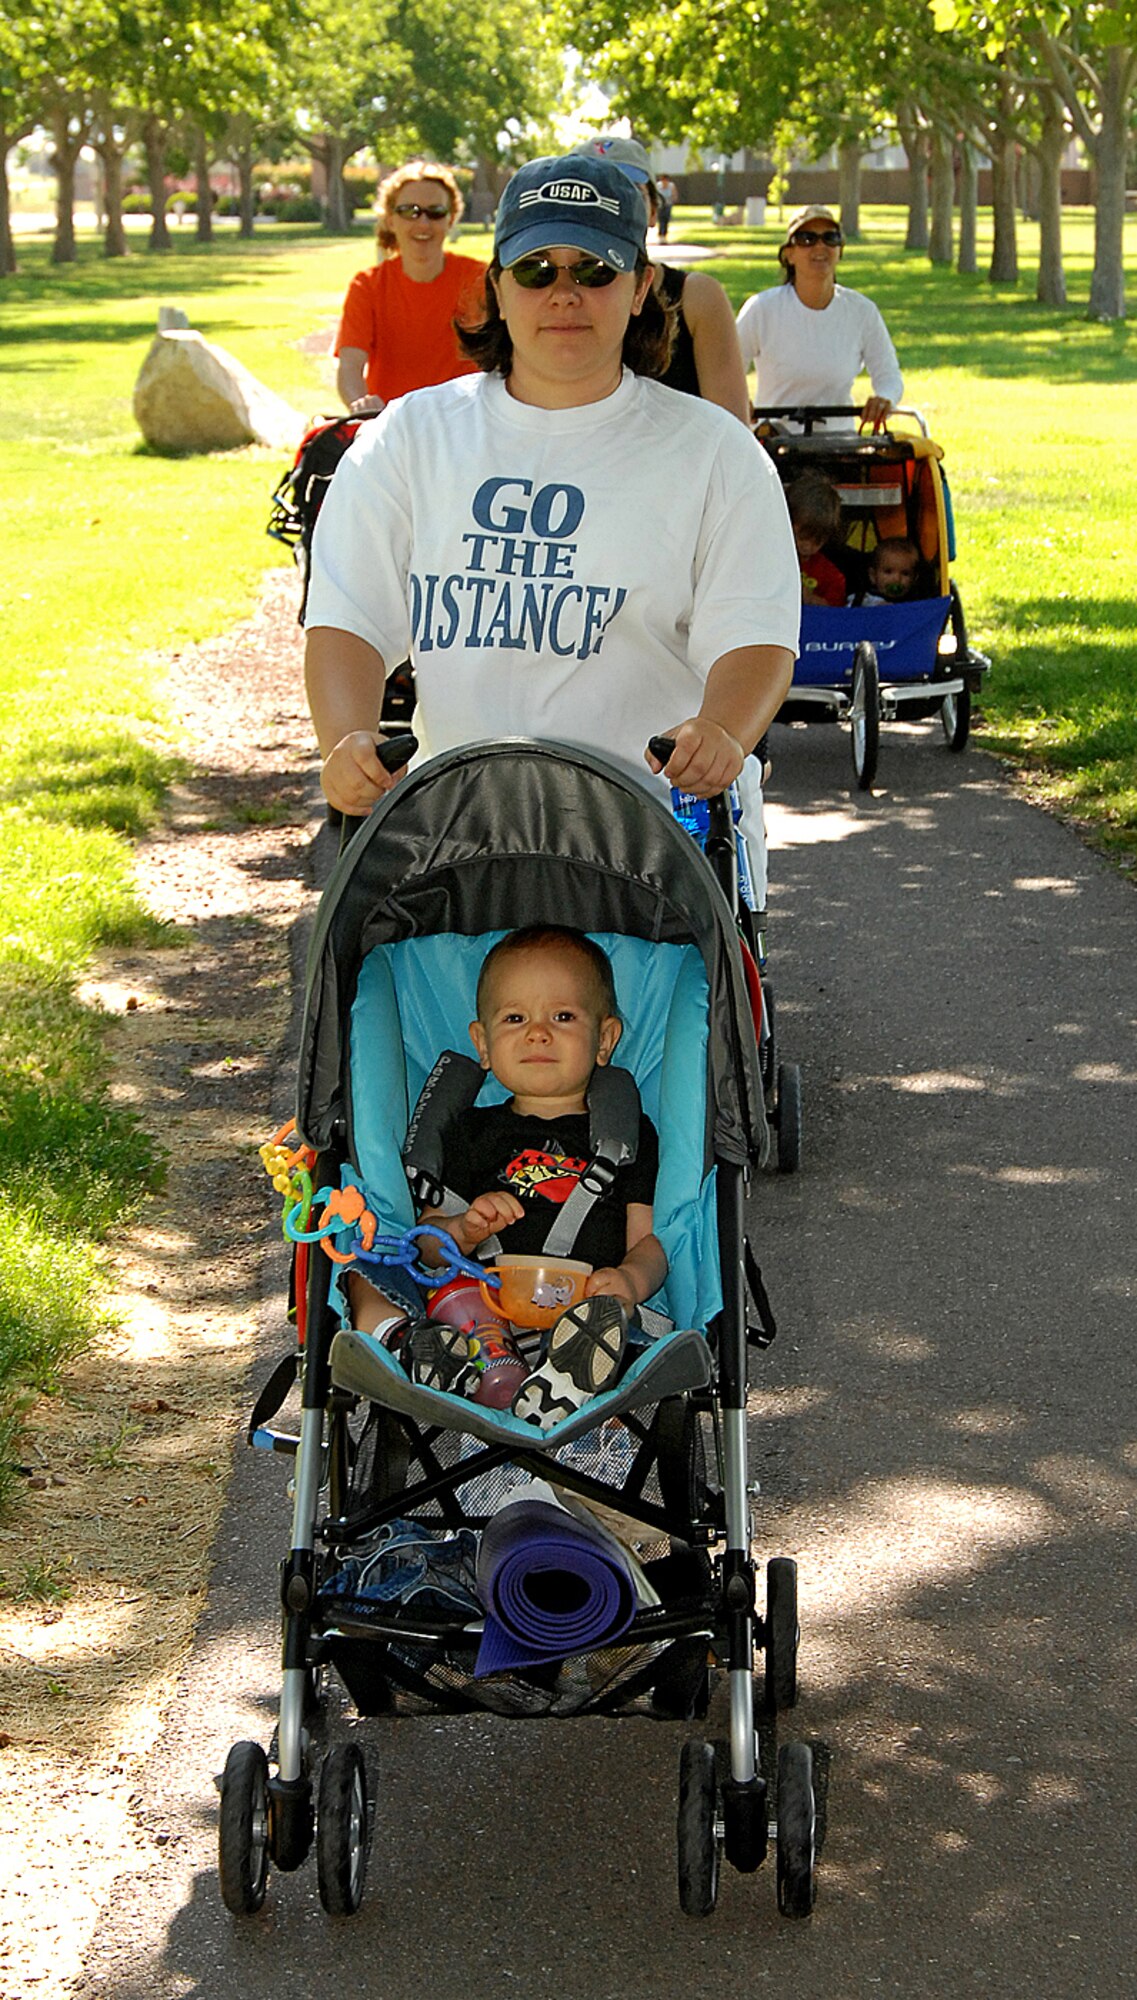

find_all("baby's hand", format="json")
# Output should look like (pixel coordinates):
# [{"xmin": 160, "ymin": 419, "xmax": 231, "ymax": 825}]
[
  {"xmin": 454, "ymin": 1191, "xmax": 525, "ymax": 1253},
  {"xmin": 584, "ymin": 1266, "xmax": 637, "ymax": 1312}
]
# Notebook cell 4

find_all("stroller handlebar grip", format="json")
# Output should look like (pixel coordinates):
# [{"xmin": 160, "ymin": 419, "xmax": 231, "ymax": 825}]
[
  {"xmin": 376, "ymin": 731, "xmax": 418, "ymax": 771},
  {"xmin": 647, "ymin": 734, "xmax": 676, "ymax": 765}
]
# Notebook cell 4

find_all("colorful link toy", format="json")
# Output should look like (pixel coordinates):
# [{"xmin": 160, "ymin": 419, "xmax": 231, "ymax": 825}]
[{"xmin": 259, "ymin": 1121, "xmax": 317, "ymax": 1239}]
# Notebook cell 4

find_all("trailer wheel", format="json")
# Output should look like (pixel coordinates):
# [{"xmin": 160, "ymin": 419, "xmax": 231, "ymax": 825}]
[
  {"xmin": 850, "ymin": 643, "xmax": 880, "ymax": 790},
  {"xmin": 940, "ymin": 684, "xmax": 971, "ymax": 752}
]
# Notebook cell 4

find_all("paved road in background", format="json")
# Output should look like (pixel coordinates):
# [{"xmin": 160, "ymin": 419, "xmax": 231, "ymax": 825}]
[{"xmin": 76, "ymin": 722, "xmax": 1137, "ymax": 2000}]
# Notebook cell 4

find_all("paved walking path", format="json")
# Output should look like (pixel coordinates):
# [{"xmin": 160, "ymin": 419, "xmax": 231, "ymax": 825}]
[{"xmin": 75, "ymin": 721, "xmax": 1137, "ymax": 2000}]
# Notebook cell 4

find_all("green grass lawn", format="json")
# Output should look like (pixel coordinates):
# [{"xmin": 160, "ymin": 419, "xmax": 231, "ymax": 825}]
[{"xmin": 0, "ymin": 204, "xmax": 1134, "ymax": 1501}]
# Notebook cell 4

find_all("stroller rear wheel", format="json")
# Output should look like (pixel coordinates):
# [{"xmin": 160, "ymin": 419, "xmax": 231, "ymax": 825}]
[
  {"xmin": 763, "ymin": 1556, "xmax": 799, "ymax": 1711},
  {"xmin": 218, "ymin": 1740, "xmax": 270, "ymax": 1915},
  {"xmin": 775, "ymin": 1741, "xmax": 817, "ymax": 1919},
  {"xmin": 775, "ymin": 1063, "xmax": 803, "ymax": 1174},
  {"xmin": 316, "ymin": 1742, "xmax": 370, "ymax": 1916},
  {"xmin": 677, "ymin": 1738, "xmax": 721, "ymax": 1918}
]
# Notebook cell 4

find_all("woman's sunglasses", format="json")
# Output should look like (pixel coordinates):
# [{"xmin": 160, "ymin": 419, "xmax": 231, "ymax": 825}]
[
  {"xmin": 393, "ymin": 202, "xmax": 450, "ymax": 220},
  {"xmin": 792, "ymin": 228, "xmax": 843, "ymax": 247},
  {"xmin": 507, "ymin": 254, "xmax": 620, "ymax": 290}
]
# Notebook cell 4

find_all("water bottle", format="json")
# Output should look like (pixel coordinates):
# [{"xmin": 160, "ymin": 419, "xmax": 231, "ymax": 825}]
[{"xmin": 670, "ymin": 785, "xmax": 757, "ymax": 912}]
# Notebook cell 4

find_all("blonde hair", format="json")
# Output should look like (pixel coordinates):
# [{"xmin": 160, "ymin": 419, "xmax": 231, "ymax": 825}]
[{"xmin": 376, "ymin": 159, "xmax": 464, "ymax": 253}]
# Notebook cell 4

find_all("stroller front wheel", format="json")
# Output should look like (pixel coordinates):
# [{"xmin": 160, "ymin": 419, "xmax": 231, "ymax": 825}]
[
  {"xmin": 775, "ymin": 1741, "xmax": 817, "ymax": 1918},
  {"xmin": 316, "ymin": 1742, "xmax": 370, "ymax": 1916},
  {"xmin": 218, "ymin": 1740, "xmax": 271, "ymax": 1915},
  {"xmin": 677, "ymin": 1738, "xmax": 721, "ymax": 1917}
]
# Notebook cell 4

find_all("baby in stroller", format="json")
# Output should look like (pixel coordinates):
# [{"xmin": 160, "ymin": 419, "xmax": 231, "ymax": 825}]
[{"xmin": 346, "ymin": 923, "xmax": 668, "ymax": 1428}]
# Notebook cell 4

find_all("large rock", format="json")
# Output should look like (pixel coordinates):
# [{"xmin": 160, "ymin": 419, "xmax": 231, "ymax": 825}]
[{"xmin": 133, "ymin": 328, "xmax": 304, "ymax": 453}]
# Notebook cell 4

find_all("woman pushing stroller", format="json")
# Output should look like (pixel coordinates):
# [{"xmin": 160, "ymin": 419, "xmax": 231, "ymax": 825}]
[{"xmin": 303, "ymin": 150, "xmax": 800, "ymax": 845}]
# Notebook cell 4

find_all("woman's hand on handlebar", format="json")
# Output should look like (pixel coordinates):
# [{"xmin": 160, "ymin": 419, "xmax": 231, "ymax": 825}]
[
  {"xmin": 861, "ymin": 396, "xmax": 892, "ymax": 433},
  {"xmin": 320, "ymin": 731, "xmax": 414, "ymax": 815},
  {"xmin": 645, "ymin": 717, "xmax": 745, "ymax": 797}
]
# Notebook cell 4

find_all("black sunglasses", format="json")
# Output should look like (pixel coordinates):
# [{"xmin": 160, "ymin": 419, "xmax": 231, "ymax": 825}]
[
  {"xmin": 507, "ymin": 254, "xmax": 621, "ymax": 290},
  {"xmin": 393, "ymin": 202, "xmax": 450, "ymax": 220},
  {"xmin": 792, "ymin": 228, "xmax": 843, "ymax": 247}
]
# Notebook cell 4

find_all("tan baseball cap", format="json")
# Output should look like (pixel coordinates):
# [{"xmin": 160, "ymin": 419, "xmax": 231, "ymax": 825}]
[{"xmin": 779, "ymin": 204, "xmax": 842, "ymax": 249}]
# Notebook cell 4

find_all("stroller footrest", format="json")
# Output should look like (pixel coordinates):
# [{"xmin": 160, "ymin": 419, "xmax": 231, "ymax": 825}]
[{"xmin": 328, "ymin": 1324, "xmax": 712, "ymax": 1450}]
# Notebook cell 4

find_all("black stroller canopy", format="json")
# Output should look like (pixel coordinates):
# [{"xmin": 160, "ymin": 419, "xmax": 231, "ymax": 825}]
[{"xmin": 297, "ymin": 739, "xmax": 766, "ymax": 1168}]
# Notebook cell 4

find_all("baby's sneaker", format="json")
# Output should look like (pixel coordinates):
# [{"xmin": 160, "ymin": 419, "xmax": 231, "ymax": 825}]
[
  {"xmin": 511, "ymin": 1296, "xmax": 628, "ymax": 1430},
  {"xmin": 466, "ymin": 1328, "xmax": 529, "ymax": 1410},
  {"xmin": 407, "ymin": 1321, "xmax": 477, "ymax": 1397}
]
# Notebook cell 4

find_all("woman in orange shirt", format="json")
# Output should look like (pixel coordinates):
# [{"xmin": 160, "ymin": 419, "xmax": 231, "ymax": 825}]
[{"xmin": 335, "ymin": 160, "xmax": 487, "ymax": 414}]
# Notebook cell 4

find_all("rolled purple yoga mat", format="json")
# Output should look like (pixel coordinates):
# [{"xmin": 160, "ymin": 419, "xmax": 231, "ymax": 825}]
[{"xmin": 475, "ymin": 1494, "xmax": 638, "ymax": 1675}]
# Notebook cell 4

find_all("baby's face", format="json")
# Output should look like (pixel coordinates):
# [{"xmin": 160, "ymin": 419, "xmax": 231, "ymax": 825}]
[
  {"xmin": 793, "ymin": 525, "xmax": 824, "ymax": 560},
  {"xmin": 870, "ymin": 547, "xmax": 918, "ymax": 599},
  {"xmin": 470, "ymin": 946, "xmax": 621, "ymax": 1111}
]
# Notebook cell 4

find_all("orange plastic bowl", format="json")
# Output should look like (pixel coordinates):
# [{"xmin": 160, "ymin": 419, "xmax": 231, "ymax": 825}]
[{"xmin": 479, "ymin": 1255, "xmax": 591, "ymax": 1331}]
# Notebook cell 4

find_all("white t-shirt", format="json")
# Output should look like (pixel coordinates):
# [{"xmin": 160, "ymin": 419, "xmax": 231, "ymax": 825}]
[
  {"xmin": 306, "ymin": 368, "xmax": 799, "ymax": 800},
  {"xmin": 736, "ymin": 283, "xmax": 903, "ymax": 425}
]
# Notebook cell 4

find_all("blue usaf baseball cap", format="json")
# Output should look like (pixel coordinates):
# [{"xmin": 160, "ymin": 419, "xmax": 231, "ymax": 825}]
[{"xmin": 494, "ymin": 154, "xmax": 648, "ymax": 273}]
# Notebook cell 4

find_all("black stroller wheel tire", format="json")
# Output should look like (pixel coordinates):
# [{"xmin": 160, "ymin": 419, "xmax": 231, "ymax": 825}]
[
  {"xmin": 656, "ymin": 1396, "xmax": 709, "ymax": 1542},
  {"xmin": 850, "ymin": 643, "xmax": 880, "ymax": 790},
  {"xmin": 776, "ymin": 1741, "xmax": 817, "ymax": 1919},
  {"xmin": 317, "ymin": 1743, "xmax": 369, "ymax": 1916},
  {"xmin": 763, "ymin": 1556, "xmax": 799, "ymax": 1711},
  {"xmin": 775, "ymin": 1063, "xmax": 803, "ymax": 1174},
  {"xmin": 760, "ymin": 981, "xmax": 778, "ymax": 1099},
  {"xmin": 677, "ymin": 1738, "xmax": 721, "ymax": 1917},
  {"xmin": 940, "ymin": 684, "xmax": 971, "ymax": 751},
  {"xmin": 218, "ymin": 1741, "xmax": 270, "ymax": 1915}
]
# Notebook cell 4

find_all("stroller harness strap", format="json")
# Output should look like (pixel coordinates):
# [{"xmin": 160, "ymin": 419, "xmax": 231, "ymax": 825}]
[{"xmin": 401, "ymin": 1051, "xmax": 641, "ymax": 1260}]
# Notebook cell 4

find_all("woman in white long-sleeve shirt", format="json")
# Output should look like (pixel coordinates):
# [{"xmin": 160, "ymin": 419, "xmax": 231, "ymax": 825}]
[{"xmin": 736, "ymin": 204, "xmax": 903, "ymax": 431}]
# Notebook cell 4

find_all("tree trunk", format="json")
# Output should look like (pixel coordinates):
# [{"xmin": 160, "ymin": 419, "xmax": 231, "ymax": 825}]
[
  {"xmin": 957, "ymin": 139, "xmax": 979, "ymax": 274},
  {"xmin": 101, "ymin": 139, "xmax": 128, "ymax": 257},
  {"xmin": 928, "ymin": 126, "xmax": 954, "ymax": 264},
  {"xmin": 91, "ymin": 99, "xmax": 129, "ymax": 259},
  {"xmin": 236, "ymin": 147, "xmax": 256, "ymax": 236},
  {"xmin": 1087, "ymin": 43, "xmax": 1130, "ymax": 320},
  {"xmin": 190, "ymin": 127, "xmax": 213, "ymax": 242},
  {"xmin": 49, "ymin": 105, "xmax": 84, "ymax": 265},
  {"xmin": 324, "ymin": 133, "xmax": 352, "ymax": 233},
  {"xmin": 143, "ymin": 115, "xmax": 172, "ymax": 251},
  {"xmin": 1034, "ymin": 98, "xmax": 1067, "ymax": 307},
  {"xmin": 988, "ymin": 126, "xmax": 1018, "ymax": 283},
  {"xmin": 898, "ymin": 110, "xmax": 930, "ymax": 250},
  {"xmin": 837, "ymin": 137, "xmax": 862, "ymax": 239},
  {"xmin": 0, "ymin": 135, "xmax": 17, "ymax": 276}
]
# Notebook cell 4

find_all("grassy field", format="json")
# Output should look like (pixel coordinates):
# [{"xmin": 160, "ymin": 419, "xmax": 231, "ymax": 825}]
[{"xmin": 0, "ymin": 203, "xmax": 1134, "ymax": 1500}]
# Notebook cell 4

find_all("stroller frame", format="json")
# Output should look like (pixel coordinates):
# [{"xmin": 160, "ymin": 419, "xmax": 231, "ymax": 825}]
[{"xmin": 221, "ymin": 741, "xmax": 815, "ymax": 1922}]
